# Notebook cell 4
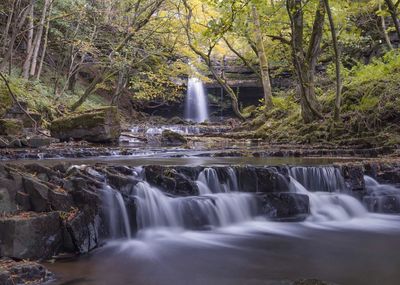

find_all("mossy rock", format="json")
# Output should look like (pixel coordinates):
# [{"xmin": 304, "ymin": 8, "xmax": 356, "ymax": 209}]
[
  {"xmin": 0, "ymin": 119, "xmax": 23, "ymax": 136},
  {"xmin": 50, "ymin": 106, "xmax": 121, "ymax": 143},
  {"xmin": 161, "ymin": 130, "xmax": 187, "ymax": 146}
]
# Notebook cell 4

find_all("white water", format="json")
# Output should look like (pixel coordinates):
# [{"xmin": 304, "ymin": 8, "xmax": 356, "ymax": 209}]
[
  {"xmin": 102, "ymin": 185, "xmax": 132, "ymax": 239},
  {"xmin": 185, "ymin": 77, "xmax": 209, "ymax": 123},
  {"xmin": 134, "ymin": 181, "xmax": 255, "ymax": 230}
]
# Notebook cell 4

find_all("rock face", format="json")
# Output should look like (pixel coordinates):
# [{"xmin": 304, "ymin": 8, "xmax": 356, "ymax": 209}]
[
  {"xmin": 50, "ymin": 107, "xmax": 121, "ymax": 143},
  {"xmin": 160, "ymin": 130, "xmax": 187, "ymax": 146},
  {"xmin": 0, "ymin": 212, "xmax": 62, "ymax": 259}
]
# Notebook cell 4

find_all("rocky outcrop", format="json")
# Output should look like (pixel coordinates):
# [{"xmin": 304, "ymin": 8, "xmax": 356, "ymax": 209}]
[
  {"xmin": 50, "ymin": 107, "xmax": 121, "ymax": 143},
  {"xmin": 0, "ymin": 212, "xmax": 62, "ymax": 259}
]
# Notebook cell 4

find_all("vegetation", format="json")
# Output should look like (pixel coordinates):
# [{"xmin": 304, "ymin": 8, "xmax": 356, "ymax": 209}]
[{"xmin": 0, "ymin": 0, "xmax": 399, "ymax": 145}]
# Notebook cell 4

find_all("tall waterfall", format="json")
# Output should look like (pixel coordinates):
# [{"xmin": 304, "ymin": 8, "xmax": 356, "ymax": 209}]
[{"xmin": 185, "ymin": 77, "xmax": 209, "ymax": 123}]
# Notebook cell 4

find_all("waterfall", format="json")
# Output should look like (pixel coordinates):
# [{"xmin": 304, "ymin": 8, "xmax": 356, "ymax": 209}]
[
  {"xmin": 289, "ymin": 166, "xmax": 347, "ymax": 192},
  {"xmin": 185, "ymin": 77, "xmax": 209, "ymax": 123},
  {"xmin": 101, "ymin": 185, "xmax": 132, "ymax": 239},
  {"xmin": 363, "ymin": 176, "xmax": 400, "ymax": 213},
  {"xmin": 134, "ymin": 181, "xmax": 256, "ymax": 230}
]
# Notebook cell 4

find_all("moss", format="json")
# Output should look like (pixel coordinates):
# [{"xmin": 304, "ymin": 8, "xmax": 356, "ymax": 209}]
[
  {"xmin": 50, "ymin": 106, "xmax": 119, "ymax": 133},
  {"xmin": 0, "ymin": 119, "xmax": 24, "ymax": 136}
]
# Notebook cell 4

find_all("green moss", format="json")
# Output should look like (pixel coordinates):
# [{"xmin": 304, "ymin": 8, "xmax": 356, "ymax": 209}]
[
  {"xmin": 50, "ymin": 106, "xmax": 119, "ymax": 133},
  {"xmin": 0, "ymin": 119, "xmax": 24, "ymax": 136}
]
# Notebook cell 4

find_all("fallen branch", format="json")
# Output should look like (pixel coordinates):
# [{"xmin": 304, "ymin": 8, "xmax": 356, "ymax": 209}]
[{"xmin": 0, "ymin": 72, "xmax": 38, "ymax": 133}]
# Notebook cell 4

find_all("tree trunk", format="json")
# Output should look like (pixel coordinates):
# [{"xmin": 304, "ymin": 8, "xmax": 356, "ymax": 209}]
[
  {"xmin": 251, "ymin": 4, "xmax": 273, "ymax": 109},
  {"xmin": 323, "ymin": 0, "xmax": 342, "ymax": 121},
  {"xmin": 385, "ymin": 0, "xmax": 400, "ymax": 41},
  {"xmin": 36, "ymin": 1, "xmax": 52, "ymax": 80},
  {"xmin": 287, "ymin": 0, "xmax": 324, "ymax": 123},
  {"xmin": 1, "ymin": 0, "xmax": 17, "ymax": 56},
  {"xmin": 29, "ymin": 0, "xmax": 50, "ymax": 78},
  {"xmin": 380, "ymin": 1, "xmax": 394, "ymax": 50},
  {"xmin": 22, "ymin": 0, "xmax": 35, "ymax": 79}
]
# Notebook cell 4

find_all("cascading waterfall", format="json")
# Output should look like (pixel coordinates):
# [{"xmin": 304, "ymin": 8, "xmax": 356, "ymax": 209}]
[
  {"xmin": 185, "ymin": 77, "xmax": 209, "ymax": 123},
  {"xmin": 363, "ymin": 175, "xmax": 400, "ymax": 213},
  {"xmin": 134, "ymin": 181, "xmax": 256, "ymax": 230},
  {"xmin": 98, "ymin": 165, "xmax": 391, "ymax": 240},
  {"xmin": 289, "ymin": 178, "xmax": 367, "ymax": 222},
  {"xmin": 289, "ymin": 166, "xmax": 347, "ymax": 192},
  {"xmin": 101, "ymin": 185, "xmax": 132, "ymax": 239}
]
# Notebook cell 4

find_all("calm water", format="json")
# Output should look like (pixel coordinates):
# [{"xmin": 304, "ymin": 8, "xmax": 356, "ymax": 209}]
[{"xmin": 46, "ymin": 215, "xmax": 400, "ymax": 285}]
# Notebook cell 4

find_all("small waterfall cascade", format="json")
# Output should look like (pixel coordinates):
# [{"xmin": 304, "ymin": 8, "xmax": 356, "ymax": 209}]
[
  {"xmin": 289, "ymin": 178, "xmax": 367, "ymax": 222},
  {"xmin": 185, "ymin": 77, "xmax": 209, "ymax": 123},
  {"xmin": 134, "ymin": 181, "xmax": 256, "ymax": 230},
  {"xmin": 363, "ymin": 176, "xmax": 400, "ymax": 213},
  {"xmin": 101, "ymin": 185, "xmax": 132, "ymax": 239},
  {"xmin": 94, "ymin": 165, "xmax": 395, "ymax": 239},
  {"xmin": 289, "ymin": 166, "xmax": 347, "ymax": 192}
]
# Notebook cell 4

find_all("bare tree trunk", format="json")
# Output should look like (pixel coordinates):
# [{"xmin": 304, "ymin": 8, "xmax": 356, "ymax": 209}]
[
  {"xmin": 380, "ymin": 1, "xmax": 394, "ymax": 50},
  {"xmin": 2, "ymin": 0, "xmax": 17, "ymax": 55},
  {"xmin": 29, "ymin": 0, "xmax": 50, "ymax": 78},
  {"xmin": 36, "ymin": 1, "xmax": 52, "ymax": 80},
  {"xmin": 26, "ymin": 1, "xmax": 34, "ymax": 54},
  {"xmin": 251, "ymin": 4, "xmax": 273, "ymax": 109},
  {"xmin": 1, "ymin": 0, "xmax": 29, "ymax": 71},
  {"xmin": 323, "ymin": 0, "xmax": 342, "ymax": 121}
]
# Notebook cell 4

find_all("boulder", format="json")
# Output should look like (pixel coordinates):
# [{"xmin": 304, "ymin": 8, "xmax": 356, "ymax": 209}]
[
  {"xmin": 27, "ymin": 136, "xmax": 55, "ymax": 148},
  {"xmin": 0, "ymin": 119, "xmax": 23, "ymax": 136},
  {"xmin": 160, "ymin": 130, "xmax": 187, "ymax": 146},
  {"xmin": 0, "ymin": 188, "xmax": 17, "ymax": 214},
  {"xmin": 0, "ymin": 258, "xmax": 50, "ymax": 285},
  {"xmin": 0, "ymin": 212, "xmax": 62, "ymax": 259},
  {"xmin": 50, "ymin": 107, "xmax": 121, "ymax": 143},
  {"xmin": 144, "ymin": 165, "xmax": 199, "ymax": 196},
  {"xmin": 22, "ymin": 177, "xmax": 50, "ymax": 212},
  {"xmin": 256, "ymin": 193, "xmax": 310, "ymax": 221},
  {"xmin": 64, "ymin": 211, "xmax": 100, "ymax": 253}
]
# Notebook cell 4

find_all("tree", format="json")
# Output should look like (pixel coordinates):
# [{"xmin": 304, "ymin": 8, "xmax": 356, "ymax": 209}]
[
  {"xmin": 251, "ymin": 3, "xmax": 273, "ymax": 109},
  {"xmin": 286, "ymin": 0, "xmax": 325, "ymax": 123},
  {"xmin": 384, "ymin": 0, "xmax": 400, "ymax": 40},
  {"xmin": 323, "ymin": 0, "xmax": 342, "ymax": 121}
]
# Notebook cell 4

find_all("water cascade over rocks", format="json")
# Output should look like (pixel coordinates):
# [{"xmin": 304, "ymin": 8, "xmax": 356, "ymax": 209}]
[
  {"xmin": 185, "ymin": 77, "xmax": 209, "ymax": 123},
  {"xmin": 363, "ymin": 175, "xmax": 400, "ymax": 213},
  {"xmin": 92, "ymin": 165, "xmax": 397, "ymax": 240}
]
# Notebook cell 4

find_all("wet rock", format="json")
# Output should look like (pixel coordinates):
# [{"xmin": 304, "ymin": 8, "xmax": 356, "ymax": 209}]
[
  {"xmin": 145, "ymin": 165, "xmax": 199, "ymax": 196},
  {"xmin": 0, "ymin": 137, "xmax": 8, "ymax": 148},
  {"xmin": 48, "ymin": 189, "xmax": 74, "ymax": 212},
  {"xmin": 64, "ymin": 211, "xmax": 100, "ymax": 253},
  {"xmin": 22, "ymin": 177, "xmax": 50, "ymax": 212},
  {"xmin": 50, "ymin": 106, "xmax": 121, "ymax": 143},
  {"xmin": 160, "ymin": 130, "xmax": 187, "ymax": 146},
  {"xmin": 0, "ymin": 258, "xmax": 50, "ymax": 285},
  {"xmin": 27, "ymin": 136, "xmax": 55, "ymax": 148},
  {"xmin": 256, "ymin": 193, "xmax": 310, "ymax": 221},
  {"xmin": 0, "ymin": 119, "xmax": 23, "ymax": 136},
  {"xmin": 168, "ymin": 116, "xmax": 188, "ymax": 125},
  {"xmin": 363, "ymin": 195, "xmax": 400, "ymax": 214},
  {"xmin": 0, "ymin": 212, "xmax": 62, "ymax": 259},
  {"xmin": 0, "ymin": 188, "xmax": 17, "ymax": 214},
  {"xmin": 340, "ymin": 165, "xmax": 364, "ymax": 191}
]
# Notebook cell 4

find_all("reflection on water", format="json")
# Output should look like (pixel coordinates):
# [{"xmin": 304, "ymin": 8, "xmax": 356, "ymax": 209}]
[{"xmin": 47, "ymin": 214, "xmax": 400, "ymax": 285}]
